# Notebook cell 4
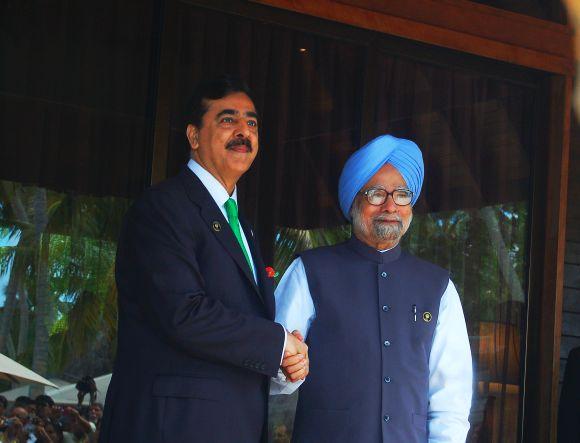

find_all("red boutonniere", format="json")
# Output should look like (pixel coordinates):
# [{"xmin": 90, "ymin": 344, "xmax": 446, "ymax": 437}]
[{"xmin": 265, "ymin": 266, "xmax": 279, "ymax": 278}]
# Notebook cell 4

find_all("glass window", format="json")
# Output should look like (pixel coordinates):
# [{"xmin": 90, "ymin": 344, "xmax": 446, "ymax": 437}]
[
  {"xmin": 0, "ymin": 0, "xmax": 154, "ymax": 407},
  {"xmin": 159, "ymin": 4, "xmax": 539, "ymax": 442},
  {"xmin": 0, "ymin": 2, "xmax": 542, "ymax": 442}
]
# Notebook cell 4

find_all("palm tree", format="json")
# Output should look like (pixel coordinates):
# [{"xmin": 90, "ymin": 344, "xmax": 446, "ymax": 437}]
[
  {"xmin": 0, "ymin": 179, "xmax": 129, "ymax": 383},
  {"xmin": 273, "ymin": 225, "xmax": 351, "ymax": 281}
]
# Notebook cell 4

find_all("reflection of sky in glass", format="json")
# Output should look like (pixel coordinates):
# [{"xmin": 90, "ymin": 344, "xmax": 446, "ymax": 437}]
[{"xmin": 0, "ymin": 232, "xmax": 20, "ymax": 307}]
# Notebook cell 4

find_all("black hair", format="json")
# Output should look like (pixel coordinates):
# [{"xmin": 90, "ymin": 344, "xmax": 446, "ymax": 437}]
[
  {"xmin": 35, "ymin": 394, "xmax": 55, "ymax": 407},
  {"xmin": 0, "ymin": 395, "xmax": 7, "ymax": 409},
  {"xmin": 14, "ymin": 396, "xmax": 33, "ymax": 407},
  {"xmin": 184, "ymin": 74, "xmax": 254, "ymax": 129}
]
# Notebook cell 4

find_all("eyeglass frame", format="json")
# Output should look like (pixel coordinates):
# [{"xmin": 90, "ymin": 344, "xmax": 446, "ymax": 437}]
[{"xmin": 358, "ymin": 186, "xmax": 414, "ymax": 207}]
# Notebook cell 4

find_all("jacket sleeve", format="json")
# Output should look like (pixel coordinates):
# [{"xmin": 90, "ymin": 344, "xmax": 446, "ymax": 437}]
[
  {"xmin": 270, "ymin": 257, "xmax": 316, "ymax": 395},
  {"xmin": 119, "ymin": 190, "xmax": 286, "ymax": 378}
]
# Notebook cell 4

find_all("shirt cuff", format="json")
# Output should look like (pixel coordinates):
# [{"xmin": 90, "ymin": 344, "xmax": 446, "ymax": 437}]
[
  {"xmin": 279, "ymin": 323, "xmax": 287, "ymax": 365},
  {"xmin": 270, "ymin": 368, "xmax": 304, "ymax": 395}
]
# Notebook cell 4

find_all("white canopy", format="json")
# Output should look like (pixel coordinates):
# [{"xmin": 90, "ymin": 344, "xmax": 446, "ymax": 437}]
[
  {"xmin": 0, "ymin": 353, "xmax": 58, "ymax": 388},
  {"xmin": 45, "ymin": 373, "xmax": 111, "ymax": 405},
  {"xmin": 0, "ymin": 378, "xmax": 68, "ymax": 401}
]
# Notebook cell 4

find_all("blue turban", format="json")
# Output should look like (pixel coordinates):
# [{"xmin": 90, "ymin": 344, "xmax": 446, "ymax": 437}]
[{"xmin": 338, "ymin": 134, "xmax": 424, "ymax": 220}]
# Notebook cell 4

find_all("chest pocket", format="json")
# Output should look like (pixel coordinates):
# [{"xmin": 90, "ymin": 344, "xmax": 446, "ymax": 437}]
[{"xmin": 408, "ymin": 304, "xmax": 438, "ymax": 355}]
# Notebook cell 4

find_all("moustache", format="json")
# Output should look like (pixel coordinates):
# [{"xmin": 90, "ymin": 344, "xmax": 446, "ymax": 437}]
[
  {"xmin": 373, "ymin": 215, "xmax": 402, "ymax": 224},
  {"xmin": 226, "ymin": 138, "xmax": 252, "ymax": 151}
]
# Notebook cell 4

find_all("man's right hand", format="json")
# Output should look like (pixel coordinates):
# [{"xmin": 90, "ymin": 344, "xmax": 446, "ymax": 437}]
[{"xmin": 281, "ymin": 330, "xmax": 309, "ymax": 382}]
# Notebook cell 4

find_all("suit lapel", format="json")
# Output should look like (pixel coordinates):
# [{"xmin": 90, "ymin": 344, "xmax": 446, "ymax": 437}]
[
  {"xmin": 239, "ymin": 218, "xmax": 276, "ymax": 319},
  {"xmin": 178, "ymin": 167, "xmax": 264, "ymax": 304}
]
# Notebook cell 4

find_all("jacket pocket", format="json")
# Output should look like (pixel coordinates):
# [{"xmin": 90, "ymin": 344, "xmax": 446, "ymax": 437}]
[{"xmin": 152, "ymin": 375, "xmax": 223, "ymax": 401}]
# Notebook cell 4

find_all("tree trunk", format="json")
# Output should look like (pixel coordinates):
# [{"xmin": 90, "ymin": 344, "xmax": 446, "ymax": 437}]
[
  {"xmin": 31, "ymin": 188, "xmax": 50, "ymax": 394},
  {"xmin": 17, "ymin": 284, "xmax": 29, "ymax": 356},
  {"xmin": 480, "ymin": 206, "xmax": 525, "ymax": 303}
]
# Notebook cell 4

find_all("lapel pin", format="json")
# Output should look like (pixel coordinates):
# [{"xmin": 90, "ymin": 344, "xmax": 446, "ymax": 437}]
[
  {"xmin": 212, "ymin": 221, "xmax": 221, "ymax": 232},
  {"xmin": 422, "ymin": 312, "xmax": 432, "ymax": 323}
]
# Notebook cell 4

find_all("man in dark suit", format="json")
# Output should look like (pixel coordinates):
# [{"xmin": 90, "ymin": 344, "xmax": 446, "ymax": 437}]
[{"xmin": 99, "ymin": 76, "xmax": 309, "ymax": 442}]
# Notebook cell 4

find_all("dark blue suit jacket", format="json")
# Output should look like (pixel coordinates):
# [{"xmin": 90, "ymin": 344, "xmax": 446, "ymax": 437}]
[{"xmin": 99, "ymin": 167, "xmax": 285, "ymax": 442}]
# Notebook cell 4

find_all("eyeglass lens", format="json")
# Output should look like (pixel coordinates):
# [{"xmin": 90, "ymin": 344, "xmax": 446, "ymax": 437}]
[{"xmin": 366, "ymin": 188, "xmax": 412, "ymax": 206}]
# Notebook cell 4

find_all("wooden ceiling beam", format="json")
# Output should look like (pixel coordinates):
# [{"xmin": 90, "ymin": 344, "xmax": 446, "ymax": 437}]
[{"xmin": 251, "ymin": 0, "xmax": 574, "ymax": 75}]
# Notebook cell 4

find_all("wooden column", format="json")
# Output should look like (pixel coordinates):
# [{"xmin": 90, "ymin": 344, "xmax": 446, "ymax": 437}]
[{"xmin": 523, "ymin": 75, "xmax": 572, "ymax": 443}]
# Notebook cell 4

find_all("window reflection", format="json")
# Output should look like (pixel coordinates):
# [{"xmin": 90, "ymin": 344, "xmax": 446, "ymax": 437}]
[{"xmin": 0, "ymin": 180, "xmax": 130, "ymax": 396}]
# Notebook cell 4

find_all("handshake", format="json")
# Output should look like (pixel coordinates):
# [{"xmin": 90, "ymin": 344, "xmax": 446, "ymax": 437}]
[{"xmin": 282, "ymin": 330, "xmax": 309, "ymax": 382}]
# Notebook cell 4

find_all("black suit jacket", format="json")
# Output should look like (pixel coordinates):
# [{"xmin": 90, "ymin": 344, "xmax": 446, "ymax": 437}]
[{"xmin": 99, "ymin": 167, "xmax": 285, "ymax": 442}]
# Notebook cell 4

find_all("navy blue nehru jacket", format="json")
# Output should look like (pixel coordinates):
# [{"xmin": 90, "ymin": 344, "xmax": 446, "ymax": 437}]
[{"xmin": 293, "ymin": 237, "xmax": 450, "ymax": 443}]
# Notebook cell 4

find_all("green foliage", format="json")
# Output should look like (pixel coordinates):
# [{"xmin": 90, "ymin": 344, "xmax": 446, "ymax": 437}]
[
  {"xmin": 0, "ymin": 173, "xmax": 530, "ymax": 385},
  {"xmin": 0, "ymin": 179, "xmax": 129, "ymax": 378},
  {"xmin": 273, "ymin": 225, "xmax": 351, "ymax": 283}
]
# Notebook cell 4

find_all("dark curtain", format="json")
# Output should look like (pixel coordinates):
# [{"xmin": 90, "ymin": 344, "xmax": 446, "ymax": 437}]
[
  {"xmin": 0, "ymin": 0, "xmax": 156, "ymax": 198},
  {"xmin": 166, "ymin": 4, "xmax": 365, "ymax": 239},
  {"xmin": 366, "ymin": 53, "xmax": 535, "ymax": 215},
  {"xmin": 165, "ymin": 3, "xmax": 537, "ymax": 234}
]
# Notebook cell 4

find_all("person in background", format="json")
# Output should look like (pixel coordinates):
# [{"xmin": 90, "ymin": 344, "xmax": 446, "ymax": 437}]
[
  {"xmin": 61, "ymin": 407, "xmax": 94, "ymax": 443},
  {"xmin": 87, "ymin": 404, "xmax": 101, "ymax": 430},
  {"xmin": 34, "ymin": 396, "xmax": 55, "ymax": 423},
  {"xmin": 0, "ymin": 396, "xmax": 7, "ymax": 419},
  {"xmin": 0, "ymin": 406, "xmax": 28, "ymax": 443},
  {"xmin": 30, "ymin": 417, "xmax": 62, "ymax": 443},
  {"xmin": 75, "ymin": 377, "xmax": 97, "ymax": 408},
  {"xmin": 41, "ymin": 422, "xmax": 63, "ymax": 443},
  {"xmin": 12, "ymin": 399, "xmax": 33, "ymax": 417}
]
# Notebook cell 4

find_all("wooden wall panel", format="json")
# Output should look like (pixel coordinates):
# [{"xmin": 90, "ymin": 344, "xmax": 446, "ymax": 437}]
[
  {"xmin": 560, "ymin": 110, "xmax": 580, "ymax": 404},
  {"xmin": 563, "ymin": 287, "xmax": 580, "ymax": 313}
]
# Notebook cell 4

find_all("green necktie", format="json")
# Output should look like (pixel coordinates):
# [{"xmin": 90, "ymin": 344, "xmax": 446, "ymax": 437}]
[{"xmin": 224, "ymin": 198, "xmax": 253, "ymax": 273}]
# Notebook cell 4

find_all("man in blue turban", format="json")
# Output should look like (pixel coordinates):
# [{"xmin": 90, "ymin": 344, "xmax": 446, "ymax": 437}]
[{"xmin": 272, "ymin": 135, "xmax": 473, "ymax": 443}]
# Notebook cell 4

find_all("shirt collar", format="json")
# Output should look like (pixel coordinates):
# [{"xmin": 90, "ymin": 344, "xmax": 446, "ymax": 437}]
[
  {"xmin": 347, "ymin": 235, "xmax": 402, "ymax": 264},
  {"xmin": 187, "ymin": 158, "xmax": 237, "ymax": 209}
]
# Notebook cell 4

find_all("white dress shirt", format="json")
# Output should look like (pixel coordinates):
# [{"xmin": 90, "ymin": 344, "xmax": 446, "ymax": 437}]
[
  {"xmin": 187, "ymin": 158, "xmax": 287, "ymax": 361},
  {"xmin": 187, "ymin": 159, "xmax": 257, "ymax": 281},
  {"xmin": 271, "ymin": 255, "xmax": 473, "ymax": 443}
]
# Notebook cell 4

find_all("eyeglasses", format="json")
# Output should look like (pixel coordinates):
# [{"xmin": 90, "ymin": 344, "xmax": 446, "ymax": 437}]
[{"xmin": 359, "ymin": 187, "xmax": 413, "ymax": 206}]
